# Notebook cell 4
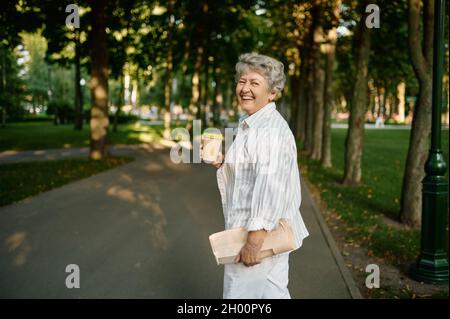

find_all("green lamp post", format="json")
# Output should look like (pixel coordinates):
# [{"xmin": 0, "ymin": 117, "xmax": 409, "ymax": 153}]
[{"xmin": 410, "ymin": 0, "xmax": 449, "ymax": 284}]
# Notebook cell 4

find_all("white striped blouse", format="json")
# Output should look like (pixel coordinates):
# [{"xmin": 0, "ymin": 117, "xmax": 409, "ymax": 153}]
[{"xmin": 216, "ymin": 102, "xmax": 309, "ymax": 250}]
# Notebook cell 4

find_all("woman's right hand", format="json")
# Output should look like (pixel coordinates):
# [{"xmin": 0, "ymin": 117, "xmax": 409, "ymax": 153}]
[{"xmin": 200, "ymin": 144, "xmax": 223, "ymax": 168}]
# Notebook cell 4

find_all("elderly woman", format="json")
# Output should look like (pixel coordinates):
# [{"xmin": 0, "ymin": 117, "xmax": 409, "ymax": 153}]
[{"xmin": 209, "ymin": 53, "xmax": 309, "ymax": 299}]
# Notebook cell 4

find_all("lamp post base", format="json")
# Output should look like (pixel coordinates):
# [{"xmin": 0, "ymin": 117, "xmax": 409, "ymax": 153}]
[{"xmin": 410, "ymin": 258, "xmax": 449, "ymax": 284}]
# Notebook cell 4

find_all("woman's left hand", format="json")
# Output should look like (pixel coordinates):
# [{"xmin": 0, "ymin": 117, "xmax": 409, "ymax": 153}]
[{"xmin": 235, "ymin": 230, "xmax": 267, "ymax": 267}]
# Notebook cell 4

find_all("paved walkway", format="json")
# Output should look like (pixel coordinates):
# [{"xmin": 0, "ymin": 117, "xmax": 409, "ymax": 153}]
[
  {"xmin": 0, "ymin": 144, "xmax": 142, "ymax": 164},
  {"xmin": 0, "ymin": 143, "xmax": 361, "ymax": 298}
]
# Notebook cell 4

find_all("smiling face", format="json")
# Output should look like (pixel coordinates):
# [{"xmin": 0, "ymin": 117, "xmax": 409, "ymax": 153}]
[{"xmin": 236, "ymin": 70, "xmax": 277, "ymax": 115}]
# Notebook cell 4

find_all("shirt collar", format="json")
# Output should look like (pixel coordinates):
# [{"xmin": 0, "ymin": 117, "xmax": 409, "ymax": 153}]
[{"xmin": 241, "ymin": 102, "xmax": 276, "ymax": 128}]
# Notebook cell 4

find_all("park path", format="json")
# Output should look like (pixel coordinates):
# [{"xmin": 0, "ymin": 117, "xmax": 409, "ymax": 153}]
[
  {"xmin": 0, "ymin": 144, "xmax": 141, "ymax": 164},
  {"xmin": 0, "ymin": 143, "xmax": 361, "ymax": 298}
]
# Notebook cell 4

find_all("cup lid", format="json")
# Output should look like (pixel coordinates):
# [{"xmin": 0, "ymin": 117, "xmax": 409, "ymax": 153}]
[{"xmin": 202, "ymin": 132, "xmax": 223, "ymax": 140}]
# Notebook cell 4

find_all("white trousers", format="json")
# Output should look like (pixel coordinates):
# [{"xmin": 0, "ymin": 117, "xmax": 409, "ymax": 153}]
[{"xmin": 223, "ymin": 253, "xmax": 290, "ymax": 299}]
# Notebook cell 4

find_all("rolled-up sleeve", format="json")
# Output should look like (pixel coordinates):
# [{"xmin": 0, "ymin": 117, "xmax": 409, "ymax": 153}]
[{"xmin": 245, "ymin": 128, "xmax": 294, "ymax": 232}]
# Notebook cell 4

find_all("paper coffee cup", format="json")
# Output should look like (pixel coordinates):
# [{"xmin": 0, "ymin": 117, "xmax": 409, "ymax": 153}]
[{"xmin": 202, "ymin": 133, "xmax": 223, "ymax": 163}]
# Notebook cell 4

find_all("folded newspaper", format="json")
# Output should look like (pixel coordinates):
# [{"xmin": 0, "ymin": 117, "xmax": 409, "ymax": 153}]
[{"xmin": 208, "ymin": 218, "xmax": 296, "ymax": 265}]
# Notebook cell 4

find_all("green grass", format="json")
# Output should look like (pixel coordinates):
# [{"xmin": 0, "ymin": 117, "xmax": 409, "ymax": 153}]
[
  {"xmin": 366, "ymin": 285, "xmax": 449, "ymax": 299},
  {"xmin": 0, "ymin": 121, "xmax": 162, "ymax": 207},
  {"xmin": 0, "ymin": 157, "xmax": 134, "ymax": 207},
  {"xmin": 298, "ymin": 128, "xmax": 449, "ymax": 264},
  {"xmin": 0, "ymin": 121, "xmax": 164, "ymax": 151}
]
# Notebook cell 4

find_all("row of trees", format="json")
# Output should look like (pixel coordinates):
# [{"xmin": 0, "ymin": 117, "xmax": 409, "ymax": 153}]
[
  {"xmin": 1, "ymin": 1, "xmax": 266, "ymax": 143},
  {"xmin": 1, "ymin": 0, "xmax": 448, "ymax": 226},
  {"xmin": 265, "ymin": 0, "xmax": 448, "ymax": 226},
  {"xmin": 3, "ymin": 31, "xmax": 90, "ymax": 124}
]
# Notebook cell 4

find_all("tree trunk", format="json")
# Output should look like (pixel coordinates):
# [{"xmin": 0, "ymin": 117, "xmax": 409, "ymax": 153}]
[
  {"xmin": 321, "ymin": 27, "xmax": 337, "ymax": 168},
  {"xmin": 1, "ymin": 108, "xmax": 5, "ymax": 127},
  {"xmin": 397, "ymin": 82, "xmax": 406, "ymax": 123},
  {"xmin": 321, "ymin": 0, "xmax": 340, "ymax": 167},
  {"xmin": 382, "ymin": 84, "xmax": 388, "ymax": 117},
  {"xmin": 186, "ymin": 2, "xmax": 208, "ymax": 132},
  {"xmin": 74, "ymin": 29, "xmax": 83, "ymax": 130},
  {"xmin": 369, "ymin": 82, "xmax": 376, "ymax": 116},
  {"xmin": 131, "ymin": 77, "xmax": 138, "ymax": 112},
  {"xmin": 304, "ymin": 65, "xmax": 315, "ymax": 154},
  {"xmin": 311, "ymin": 65, "xmax": 325, "ymax": 160},
  {"xmin": 202, "ymin": 53, "xmax": 210, "ymax": 127},
  {"xmin": 212, "ymin": 64, "xmax": 222, "ymax": 126},
  {"xmin": 186, "ymin": 46, "xmax": 203, "ymax": 132},
  {"xmin": 289, "ymin": 73, "xmax": 300, "ymax": 134},
  {"xmin": 163, "ymin": 0, "xmax": 174, "ymax": 139},
  {"xmin": 400, "ymin": 0, "xmax": 434, "ymax": 226},
  {"xmin": 310, "ymin": 3, "xmax": 325, "ymax": 160},
  {"xmin": 163, "ymin": 46, "xmax": 173, "ymax": 139},
  {"xmin": 392, "ymin": 91, "xmax": 398, "ymax": 118},
  {"xmin": 113, "ymin": 74, "xmax": 124, "ymax": 133},
  {"xmin": 377, "ymin": 86, "xmax": 384, "ymax": 117},
  {"xmin": 54, "ymin": 105, "xmax": 59, "ymax": 125},
  {"xmin": 342, "ymin": 1, "xmax": 373, "ymax": 185},
  {"xmin": 89, "ymin": 0, "xmax": 109, "ymax": 160},
  {"xmin": 376, "ymin": 86, "xmax": 382, "ymax": 116},
  {"xmin": 386, "ymin": 94, "xmax": 391, "ymax": 119},
  {"xmin": 32, "ymin": 96, "xmax": 36, "ymax": 115},
  {"xmin": 296, "ymin": 46, "xmax": 309, "ymax": 145},
  {"xmin": 1, "ymin": 47, "xmax": 6, "ymax": 127},
  {"xmin": 303, "ymin": 4, "xmax": 321, "ymax": 156},
  {"xmin": 225, "ymin": 80, "xmax": 235, "ymax": 122},
  {"xmin": 401, "ymin": 82, "xmax": 432, "ymax": 226}
]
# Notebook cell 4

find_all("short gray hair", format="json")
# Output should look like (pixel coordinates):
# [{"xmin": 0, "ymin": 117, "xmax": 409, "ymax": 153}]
[{"xmin": 235, "ymin": 53, "xmax": 286, "ymax": 95}]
